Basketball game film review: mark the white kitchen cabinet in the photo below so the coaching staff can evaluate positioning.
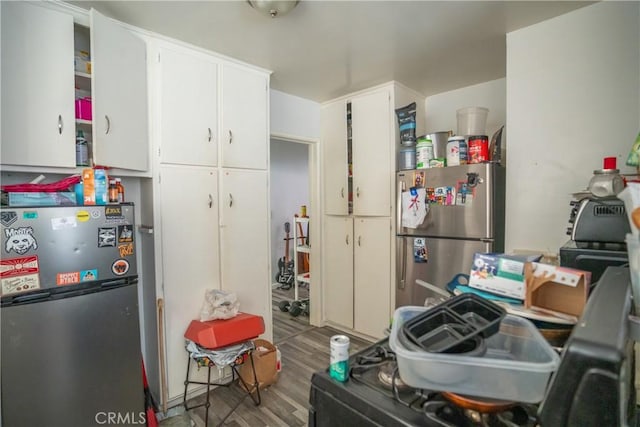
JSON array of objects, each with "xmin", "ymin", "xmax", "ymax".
[
  {"xmin": 220, "ymin": 64, "xmax": 268, "ymax": 170},
  {"xmin": 321, "ymin": 87, "xmax": 392, "ymax": 216},
  {"xmin": 159, "ymin": 46, "xmax": 218, "ymax": 166},
  {"xmin": 1, "ymin": 1, "xmax": 76, "ymax": 168},
  {"xmin": 323, "ymin": 216, "xmax": 354, "ymax": 329},
  {"xmin": 158, "ymin": 164, "xmax": 219, "ymax": 400},
  {"xmin": 219, "ymin": 169, "xmax": 271, "ymax": 337},
  {"xmin": 353, "ymin": 217, "xmax": 391, "ymax": 339},
  {"xmin": 321, "ymin": 101, "xmax": 349, "ymax": 216},
  {"xmin": 323, "ymin": 216, "xmax": 391, "ymax": 339},
  {"xmin": 91, "ymin": 9, "xmax": 149, "ymax": 171}
]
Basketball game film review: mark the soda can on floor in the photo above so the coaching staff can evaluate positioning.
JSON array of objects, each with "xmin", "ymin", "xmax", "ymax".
[{"xmin": 329, "ymin": 335, "xmax": 350, "ymax": 382}]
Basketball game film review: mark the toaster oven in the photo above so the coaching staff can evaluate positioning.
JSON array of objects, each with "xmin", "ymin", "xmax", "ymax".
[{"xmin": 569, "ymin": 197, "xmax": 630, "ymax": 244}]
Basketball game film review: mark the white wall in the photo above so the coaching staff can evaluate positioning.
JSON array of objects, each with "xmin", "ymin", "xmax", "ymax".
[
  {"xmin": 269, "ymin": 139, "xmax": 309, "ymax": 280},
  {"xmin": 425, "ymin": 78, "xmax": 506, "ymax": 141},
  {"xmin": 506, "ymin": 1, "xmax": 640, "ymax": 254},
  {"xmin": 270, "ymin": 89, "xmax": 320, "ymax": 139}
]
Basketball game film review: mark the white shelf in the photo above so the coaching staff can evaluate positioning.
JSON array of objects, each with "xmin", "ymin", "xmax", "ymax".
[{"xmin": 293, "ymin": 215, "xmax": 310, "ymax": 302}]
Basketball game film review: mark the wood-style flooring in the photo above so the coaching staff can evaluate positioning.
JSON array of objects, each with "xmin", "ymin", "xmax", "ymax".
[{"xmin": 183, "ymin": 286, "xmax": 372, "ymax": 427}]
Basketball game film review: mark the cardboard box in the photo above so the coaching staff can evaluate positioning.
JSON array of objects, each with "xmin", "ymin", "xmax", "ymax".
[
  {"xmin": 469, "ymin": 253, "xmax": 542, "ymax": 300},
  {"xmin": 525, "ymin": 262, "xmax": 590, "ymax": 318}
]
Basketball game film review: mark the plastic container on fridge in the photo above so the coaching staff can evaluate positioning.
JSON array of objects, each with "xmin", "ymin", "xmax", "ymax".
[
  {"xmin": 456, "ymin": 106, "xmax": 489, "ymax": 136},
  {"xmin": 390, "ymin": 306, "xmax": 561, "ymax": 403}
]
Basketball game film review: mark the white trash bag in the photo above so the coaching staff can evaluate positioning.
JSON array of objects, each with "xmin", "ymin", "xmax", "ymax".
[{"xmin": 200, "ymin": 289, "xmax": 240, "ymax": 321}]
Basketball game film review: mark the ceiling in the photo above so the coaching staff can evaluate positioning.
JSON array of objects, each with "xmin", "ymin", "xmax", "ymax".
[{"xmin": 68, "ymin": 1, "xmax": 594, "ymax": 103}]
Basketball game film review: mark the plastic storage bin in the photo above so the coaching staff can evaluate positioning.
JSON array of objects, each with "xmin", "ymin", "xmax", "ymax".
[
  {"xmin": 456, "ymin": 107, "xmax": 489, "ymax": 136},
  {"xmin": 390, "ymin": 306, "xmax": 560, "ymax": 403}
]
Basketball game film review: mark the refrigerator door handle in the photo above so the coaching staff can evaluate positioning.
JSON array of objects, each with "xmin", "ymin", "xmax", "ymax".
[
  {"xmin": 9, "ymin": 291, "xmax": 52, "ymax": 305},
  {"xmin": 396, "ymin": 179, "xmax": 406, "ymax": 231},
  {"xmin": 399, "ymin": 238, "xmax": 407, "ymax": 290}
]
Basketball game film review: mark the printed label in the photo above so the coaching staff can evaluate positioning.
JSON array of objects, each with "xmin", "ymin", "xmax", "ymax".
[
  {"xmin": 111, "ymin": 259, "xmax": 130, "ymax": 276},
  {"xmin": 80, "ymin": 269, "xmax": 98, "ymax": 282},
  {"xmin": 57, "ymin": 271, "xmax": 80, "ymax": 286},
  {"xmin": 98, "ymin": 227, "xmax": 117, "ymax": 247},
  {"xmin": 0, "ymin": 211, "xmax": 17, "ymax": 227},
  {"xmin": 118, "ymin": 225, "xmax": 134, "ymax": 243},
  {"xmin": 118, "ymin": 243, "xmax": 134, "ymax": 257},
  {"xmin": 0, "ymin": 255, "xmax": 39, "ymax": 278},
  {"xmin": 414, "ymin": 238, "xmax": 428, "ymax": 263},
  {"xmin": 23, "ymin": 211, "xmax": 38, "ymax": 220},
  {"xmin": 105, "ymin": 206, "xmax": 123, "ymax": 219},
  {"xmin": 4, "ymin": 227, "xmax": 38, "ymax": 255},
  {"xmin": 90, "ymin": 209, "xmax": 101, "ymax": 219},
  {"xmin": 76, "ymin": 210, "xmax": 90, "ymax": 222},
  {"xmin": 2, "ymin": 274, "xmax": 40, "ymax": 296},
  {"xmin": 51, "ymin": 216, "xmax": 77, "ymax": 231}
]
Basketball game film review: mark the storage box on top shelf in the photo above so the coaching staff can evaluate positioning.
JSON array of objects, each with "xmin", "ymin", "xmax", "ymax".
[
  {"xmin": 524, "ymin": 262, "xmax": 590, "ymax": 318},
  {"xmin": 1, "ymin": 192, "xmax": 77, "ymax": 207},
  {"xmin": 468, "ymin": 253, "xmax": 543, "ymax": 300}
]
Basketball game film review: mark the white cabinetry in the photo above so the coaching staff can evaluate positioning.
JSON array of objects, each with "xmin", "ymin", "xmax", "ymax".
[
  {"xmin": 1, "ymin": 1, "xmax": 76, "ymax": 168},
  {"xmin": 323, "ymin": 216, "xmax": 354, "ymax": 329},
  {"xmin": 159, "ymin": 46, "xmax": 218, "ymax": 166},
  {"xmin": 220, "ymin": 64, "xmax": 268, "ymax": 170},
  {"xmin": 90, "ymin": 9, "xmax": 148, "ymax": 171},
  {"xmin": 321, "ymin": 102, "xmax": 349, "ymax": 216},
  {"xmin": 158, "ymin": 165, "xmax": 219, "ymax": 400}
]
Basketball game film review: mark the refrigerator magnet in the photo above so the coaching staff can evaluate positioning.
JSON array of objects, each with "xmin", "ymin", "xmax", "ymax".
[
  {"xmin": 413, "ymin": 238, "xmax": 428, "ymax": 263},
  {"xmin": 413, "ymin": 171, "xmax": 425, "ymax": 188},
  {"xmin": 112, "ymin": 259, "xmax": 130, "ymax": 276}
]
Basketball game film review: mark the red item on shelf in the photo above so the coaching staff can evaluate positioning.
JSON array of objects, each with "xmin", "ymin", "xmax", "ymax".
[
  {"xmin": 184, "ymin": 313, "xmax": 265, "ymax": 349},
  {"xmin": 604, "ymin": 157, "xmax": 617, "ymax": 170},
  {"xmin": 1, "ymin": 175, "xmax": 81, "ymax": 193}
]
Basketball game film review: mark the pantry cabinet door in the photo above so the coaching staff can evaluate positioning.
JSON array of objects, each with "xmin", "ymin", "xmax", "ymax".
[
  {"xmin": 91, "ymin": 9, "xmax": 148, "ymax": 171},
  {"xmin": 220, "ymin": 64, "xmax": 268, "ymax": 170},
  {"xmin": 321, "ymin": 101, "xmax": 349, "ymax": 216},
  {"xmin": 323, "ymin": 216, "xmax": 354, "ymax": 329},
  {"xmin": 354, "ymin": 217, "xmax": 391, "ymax": 339},
  {"xmin": 351, "ymin": 89, "xmax": 391, "ymax": 216},
  {"xmin": 158, "ymin": 165, "xmax": 219, "ymax": 400},
  {"xmin": 1, "ymin": 1, "xmax": 75, "ymax": 168},
  {"xmin": 159, "ymin": 46, "xmax": 218, "ymax": 166},
  {"xmin": 219, "ymin": 169, "xmax": 270, "ymax": 336}
]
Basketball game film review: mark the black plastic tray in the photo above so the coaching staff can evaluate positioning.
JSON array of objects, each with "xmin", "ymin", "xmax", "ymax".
[{"xmin": 402, "ymin": 293, "xmax": 506, "ymax": 353}]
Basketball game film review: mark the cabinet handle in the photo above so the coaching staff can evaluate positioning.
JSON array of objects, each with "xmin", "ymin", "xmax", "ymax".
[
  {"xmin": 358, "ymin": 236, "xmax": 361, "ymax": 247},
  {"xmin": 105, "ymin": 115, "xmax": 111, "ymax": 134},
  {"xmin": 208, "ymin": 194, "xmax": 213, "ymax": 208},
  {"xmin": 208, "ymin": 128, "xmax": 212, "ymax": 142},
  {"xmin": 228, "ymin": 130, "xmax": 233, "ymax": 144},
  {"xmin": 345, "ymin": 235, "xmax": 349, "ymax": 245},
  {"xmin": 57, "ymin": 115, "xmax": 63, "ymax": 135},
  {"xmin": 356, "ymin": 187, "xmax": 360, "ymax": 198},
  {"xmin": 341, "ymin": 188, "xmax": 344, "ymax": 199},
  {"xmin": 229, "ymin": 193, "xmax": 233, "ymax": 207}
]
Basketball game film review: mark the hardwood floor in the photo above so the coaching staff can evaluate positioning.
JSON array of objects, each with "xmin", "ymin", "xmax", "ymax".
[{"xmin": 180, "ymin": 286, "xmax": 372, "ymax": 427}]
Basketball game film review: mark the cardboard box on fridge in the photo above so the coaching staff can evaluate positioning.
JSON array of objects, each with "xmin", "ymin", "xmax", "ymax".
[
  {"xmin": 468, "ymin": 253, "xmax": 543, "ymax": 300},
  {"xmin": 524, "ymin": 262, "xmax": 590, "ymax": 318}
]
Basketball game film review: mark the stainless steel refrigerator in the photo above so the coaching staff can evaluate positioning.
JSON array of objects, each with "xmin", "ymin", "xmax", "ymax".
[
  {"xmin": 395, "ymin": 163, "xmax": 505, "ymax": 307},
  {"xmin": 1, "ymin": 203, "xmax": 143, "ymax": 427}
]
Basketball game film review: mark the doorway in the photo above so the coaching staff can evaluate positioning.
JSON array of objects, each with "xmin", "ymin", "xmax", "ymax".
[{"xmin": 269, "ymin": 137, "xmax": 315, "ymax": 342}]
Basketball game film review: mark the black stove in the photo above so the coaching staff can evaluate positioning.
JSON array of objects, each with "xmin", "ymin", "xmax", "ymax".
[{"xmin": 309, "ymin": 339, "xmax": 537, "ymax": 427}]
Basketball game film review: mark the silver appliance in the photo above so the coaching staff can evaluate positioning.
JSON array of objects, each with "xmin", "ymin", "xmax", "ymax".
[
  {"xmin": 395, "ymin": 163, "xmax": 505, "ymax": 307},
  {"xmin": 1, "ymin": 204, "xmax": 143, "ymax": 427}
]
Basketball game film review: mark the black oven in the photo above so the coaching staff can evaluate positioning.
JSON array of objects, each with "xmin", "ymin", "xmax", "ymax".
[{"xmin": 309, "ymin": 266, "xmax": 637, "ymax": 427}]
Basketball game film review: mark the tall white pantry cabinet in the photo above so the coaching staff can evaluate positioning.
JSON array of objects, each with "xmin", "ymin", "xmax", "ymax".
[
  {"xmin": 150, "ymin": 41, "xmax": 270, "ymax": 402},
  {"xmin": 321, "ymin": 83, "xmax": 425, "ymax": 340}
]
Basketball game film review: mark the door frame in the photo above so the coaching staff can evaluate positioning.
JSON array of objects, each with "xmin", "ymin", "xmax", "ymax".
[{"xmin": 270, "ymin": 132, "xmax": 321, "ymax": 327}]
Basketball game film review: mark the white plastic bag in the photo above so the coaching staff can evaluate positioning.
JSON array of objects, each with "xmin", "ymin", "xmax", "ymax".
[{"xmin": 200, "ymin": 289, "xmax": 240, "ymax": 321}]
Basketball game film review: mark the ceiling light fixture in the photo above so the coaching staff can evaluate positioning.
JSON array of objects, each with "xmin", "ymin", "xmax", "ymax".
[{"xmin": 247, "ymin": 0, "xmax": 300, "ymax": 18}]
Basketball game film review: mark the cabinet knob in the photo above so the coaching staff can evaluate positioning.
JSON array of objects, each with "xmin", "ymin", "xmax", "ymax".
[
  {"xmin": 228, "ymin": 130, "xmax": 233, "ymax": 144},
  {"xmin": 229, "ymin": 193, "xmax": 233, "ymax": 208},
  {"xmin": 208, "ymin": 194, "xmax": 213, "ymax": 208},
  {"xmin": 105, "ymin": 115, "xmax": 111, "ymax": 134},
  {"xmin": 345, "ymin": 235, "xmax": 349, "ymax": 245},
  {"xmin": 356, "ymin": 187, "xmax": 360, "ymax": 198},
  {"xmin": 57, "ymin": 115, "xmax": 63, "ymax": 135},
  {"xmin": 208, "ymin": 128, "xmax": 213, "ymax": 142},
  {"xmin": 341, "ymin": 188, "xmax": 344, "ymax": 199}
]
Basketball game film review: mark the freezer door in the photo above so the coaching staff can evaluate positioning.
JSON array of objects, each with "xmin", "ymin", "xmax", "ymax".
[
  {"xmin": 1, "ymin": 204, "xmax": 137, "ymax": 295},
  {"xmin": 396, "ymin": 164, "xmax": 505, "ymax": 241},
  {"xmin": 395, "ymin": 236, "xmax": 492, "ymax": 307}
]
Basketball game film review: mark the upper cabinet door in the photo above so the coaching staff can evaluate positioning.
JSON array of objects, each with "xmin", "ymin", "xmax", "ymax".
[
  {"xmin": 220, "ymin": 64, "xmax": 268, "ymax": 170},
  {"xmin": 321, "ymin": 101, "xmax": 349, "ymax": 216},
  {"xmin": 1, "ymin": 2, "xmax": 75, "ymax": 168},
  {"xmin": 351, "ymin": 89, "xmax": 391, "ymax": 216},
  {"xmin": 159, "ymin": 46, "xmax": 218, "ymax": 166},
  {"xmin": 90, "ymin": 9, "xmax": 148, "ymax": 171}
]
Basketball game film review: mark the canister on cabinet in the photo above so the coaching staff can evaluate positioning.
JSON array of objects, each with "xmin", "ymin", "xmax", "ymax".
[{"xmin": 446, "ymin": 136, "xmax": 468, "ymax": 166}]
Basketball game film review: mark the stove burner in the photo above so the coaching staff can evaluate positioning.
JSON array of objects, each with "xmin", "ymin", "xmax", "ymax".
[{"xmin": 377, "ymin": 361, "xmax": 408, "ymax": 390}]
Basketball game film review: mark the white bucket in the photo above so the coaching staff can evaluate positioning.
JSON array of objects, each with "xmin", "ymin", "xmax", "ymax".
[{"xmin": 457, "ymin": 107, "xmax": 489, "ymax": 136}]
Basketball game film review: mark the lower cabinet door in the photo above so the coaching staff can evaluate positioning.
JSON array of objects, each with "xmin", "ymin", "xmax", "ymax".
[{"xmin": 323, "ymin": 216, "xmax": 354, "ymax": 329}]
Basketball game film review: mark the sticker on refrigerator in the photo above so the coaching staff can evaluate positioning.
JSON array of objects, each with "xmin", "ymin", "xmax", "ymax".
[
  {"xmin": 23, "ymin": 211, "xmax": 38, "ymax": 220},
  {"xmin": 90, "ymin": 209, "xmax": 101, "ymax": 219},
  {"xmin": 1, "ymin": 211, "xmax": 17, "ymax": 227},
  {"xmin": 80, "ymin": 269, "xmax": 98, "ymax": 282},
  {"xmin": 4, "ymin": 227, "xmax": 38, "ymax": 255},
  {"xmin": 456, "ymin": 181, "xmax": 474, "ymax": 207},
  {"xmin": 425, "ymin": 187, "xmax": 436, "ymax": 204},
  {"xmin": 56, "ymin": 271, "xmax": 80, "ymax": 286},
  {"xmin": 76, "ymin": 210, "xmax": 91, "ymax": 222},
  {"xmin": 1, "ymin": 274, "xmax": 40, "ymax": 296},
  {"xmin": 112, "ymin": 259, "xmax": 130, "ymax": 276},
  {"xmin": 117, "ymin": 225, "xmax": 134, "ymax": 243},
  {"xmin": 51, "ymin": 216, "xmax": 77, "ymax": 231},
  {"xmin": 118, "ymin": 243, "xmax": 134, "ymax": 257},
  {"xmin": 413, "ymin": 171, "xmax": 425, "ymax": 188},
  {"xmin": 98, "ymin": 227, "xmax": 117, "ymax": 247},
  {"xmin": 105, "ymin": 206, "xmax": 123, "ymax": 220},
  {"xmin": 414, "ymin": 238, "xmax": 428, "ymax": 263}
]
